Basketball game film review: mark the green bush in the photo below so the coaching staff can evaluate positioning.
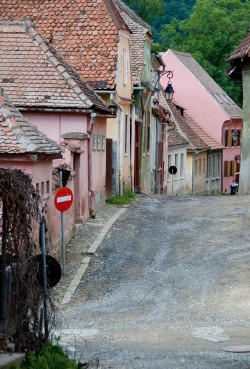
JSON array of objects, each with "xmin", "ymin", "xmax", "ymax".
[
  {"xmin": 12, "ymin": 341, "xmax": 79, "ymax": 369},
  {"xmin": 106, "ymin": 189, "xmax": 136, "ymax": 205}
]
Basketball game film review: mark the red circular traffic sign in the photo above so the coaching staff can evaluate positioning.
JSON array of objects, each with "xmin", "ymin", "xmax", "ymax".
[{"xmin": 54, "ymin": 187, "xmax": 73, "ymax": 212}]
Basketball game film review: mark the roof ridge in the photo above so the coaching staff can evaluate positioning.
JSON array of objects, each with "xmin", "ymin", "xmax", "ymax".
[
  {"xmin": 113, "ymin": 0, "xmax": 151, "ymax": 34},
  {"xmin": 170, "ymin": 49, "xmax": 192, "ymax": 57},
  {"xmin": 103, "ymin": 0, "xmax": 131, "ymax": 32},
  {"xmin": 170, "ymin": 49, "xmax": 242, "ymax": 118}
]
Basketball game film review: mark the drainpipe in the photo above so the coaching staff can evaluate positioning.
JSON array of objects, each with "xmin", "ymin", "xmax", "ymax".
[
  {"xmin": 88, "ymin": 112, "xmax": 96, "ymax": 218},
  {"xmin": 111, "ymin": 93, "xmax": 124, "ymax": 195},
  {"xmin": 131, "ymin": 104, "xmax": 136, "ymax": 191}
]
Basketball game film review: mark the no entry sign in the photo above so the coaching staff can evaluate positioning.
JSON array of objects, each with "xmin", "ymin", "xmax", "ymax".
[{"xmin": 54, "ymin": 187, "xmax": 73, "ymax": 212}]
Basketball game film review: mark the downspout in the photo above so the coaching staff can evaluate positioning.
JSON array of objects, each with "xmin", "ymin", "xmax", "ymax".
[
  {"xmin": 131, "ymin": 104, "xmax": 136, "ymax": 191},
  {"xmin": 88, "ymin": 112, "xmax": 96, "ymax": 218},
  {"xmin": 111, "ymin": 93, "xmax": 124, "ymax": 195}
]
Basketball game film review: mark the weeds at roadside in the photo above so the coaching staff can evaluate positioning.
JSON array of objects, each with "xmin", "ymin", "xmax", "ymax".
[{"xmin": 106, "ymin": 189, "xmax": 136, "ymax": 205}]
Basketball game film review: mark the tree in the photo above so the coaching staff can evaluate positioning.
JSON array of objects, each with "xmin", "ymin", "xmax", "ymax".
[
  {"xmin": 122, "ymin": 0, "xmax": 165, "ymax": 35},
  {"xmin": 160, "ymin": 0, "xmax": 250, "ymax": 106}
]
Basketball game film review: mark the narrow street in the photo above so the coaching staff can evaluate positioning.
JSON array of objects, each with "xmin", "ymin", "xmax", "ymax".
[{"xmin": 57, "ymin": 195, "xmax": 250, "ymax": 368}]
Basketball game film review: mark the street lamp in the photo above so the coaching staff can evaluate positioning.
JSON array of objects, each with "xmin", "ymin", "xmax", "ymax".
[{"xmin": 163, "ymin": 71, "xmax": 174, "ymax": 101}]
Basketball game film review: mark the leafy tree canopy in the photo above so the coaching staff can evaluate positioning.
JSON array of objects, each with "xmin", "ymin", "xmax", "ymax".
[
  {"xmin": 123, "ymin": 0, "xmax": 249, "ymax": 106},
  {"xmin": 159, "ymin": 0, "xmax": 250, "ymax": 106}
]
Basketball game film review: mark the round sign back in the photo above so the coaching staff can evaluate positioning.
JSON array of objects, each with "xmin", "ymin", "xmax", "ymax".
[
  {"xmin": 33, "ymin": 254, "xmax": 62, "ymax": 289},
  {"xmin": 169, "ymin": 165, "xmax": 177, "ymax": 175},
  {"xmin": 54, "ymin": 187, "xmax": 73, "ymax": 212}
]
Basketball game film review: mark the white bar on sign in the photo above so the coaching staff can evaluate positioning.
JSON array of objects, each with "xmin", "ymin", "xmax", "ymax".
[{"xmin": 57, "ymin": 195, "xmax": 72, "ymax": 203}]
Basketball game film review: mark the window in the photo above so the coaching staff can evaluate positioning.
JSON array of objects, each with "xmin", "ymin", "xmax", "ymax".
[
  {"xmin": 102, "ymin": 135, "xmax": 106, "ymax": 151},
  {"xmin": 232, "ymin": 130, "xmax": 238, "ymax": 147},
  {"xmin": 207, "ymin": 157, "xmax": 211, "ymax": 176},
  {"xmin": 217, "ymin": 155, "xmax": 220, "ymax": 177},
  {"xmin": 225, "ymin": 130, "xmax": 228, "ymax": 147},
  {"xmin": 237, "ymin": 129, "xmax": 241, "ymax": 146},
  {"xmin": 93, "ymin": 135, "xmax": 97, "ymax": 151},
  {"xmin": 203, "ymin": 158, "xmax": 206, "ymax": 174},
  {"xmin": 195, "ymin": 159, "xmax": 198, "ymax": 175},
  {"xmin": 168, "ymin": 154, "xmax": 171, "ymax": 179},
  {"xmin": 175, "ymin": 154, "xmax": 178, "ymax": 177},
  {"xmin": 180, "ymin": 153, "xmax": 184, "ymax": 177},
  {"xmin": 211, "ymin": 155, "xmax": 215, "ymax": 178},
  {"xmin": 46, "ymin": 181, "xmax": 50, "ymax": 194},
  {"xmin": 97, "ymin": 135, "xmax": 102, "ymax": 151},
  {"xmin": 41, "ymin": 182, "xmax": 45, "ymax": 195}
]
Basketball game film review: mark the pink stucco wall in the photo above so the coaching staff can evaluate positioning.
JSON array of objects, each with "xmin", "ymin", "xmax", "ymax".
[
  {"xmin": 21, "ymin": 111, "xmax": 107, "ymax": 249},
  {"xmin": 222, "ymin": 119, "xmax": 242, "ymax": 192},
  {"xmin": 161, "ymin": 50, "xmax": 230, "ymax": 143}
]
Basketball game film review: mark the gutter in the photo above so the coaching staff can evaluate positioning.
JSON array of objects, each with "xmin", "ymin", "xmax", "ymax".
[
  {"xmin": 130, "ymin": 104, "xmax": 136, "ymax": 191},
  {"xmin": 87, "ymin": 112, "xmax": 97, "ymax": 218},
  {"xmin": 111, "ymin": 93, "xmax": 124, "ymax": 195}
]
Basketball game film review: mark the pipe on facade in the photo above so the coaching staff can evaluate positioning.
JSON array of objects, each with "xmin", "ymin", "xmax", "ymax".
[
  {"xmin": 111, "ymin": 93, "xmax": 124, "ymax": 195},
  {"xmin": 130, "ymin": 104, "xmax": 136, "ymax": 191},
  {"xmin": 87, "ymin": 112, "xmax": 97, "ymax": 218}
]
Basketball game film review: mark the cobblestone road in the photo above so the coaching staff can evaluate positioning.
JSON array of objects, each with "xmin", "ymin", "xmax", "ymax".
[{"xmin": 55, "ymin": 195, "xmax": 250, "ymax": 368}]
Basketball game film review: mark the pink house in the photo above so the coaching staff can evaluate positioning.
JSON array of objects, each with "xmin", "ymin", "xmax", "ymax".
[
  {"xmin": 0, "ymin": 20, "xmax": 113, "ymax": 250},
  {"xmin": 161, "ymin": 50, "xmax": 243, "ymax": 193},
  {"xmin": 0, "ymin": 87, "xmax": 61, "ymax": 244}
]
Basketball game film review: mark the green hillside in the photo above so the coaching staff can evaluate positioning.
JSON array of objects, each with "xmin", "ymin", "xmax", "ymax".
[{"xmin": 123, "ymin": 0, "xmax": 250, "ymax": 106}]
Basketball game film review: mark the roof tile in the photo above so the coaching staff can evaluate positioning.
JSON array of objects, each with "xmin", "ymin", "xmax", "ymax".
[
  {"xmin": 1, "ymin": 0, "xmax": 129, "ymax": 89},
  {"xmin": 0, "ymin": 21, "xmax": 111, "ymax": 113}
]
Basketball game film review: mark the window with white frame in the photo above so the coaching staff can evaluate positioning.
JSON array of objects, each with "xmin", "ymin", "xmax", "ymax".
[
  {"xmin": 211, "ymin": 155, "xmax": 215, "ymax": 178},
  {"xmin": 217, "ymin": 154, "xmax": 220, "ymax": 177},
  {"xmin": 102, "ymin": 135, "xmax": 106, "ymax": 151},
  {"xmin": 93, "ymin": 135, "xmax": 97, "ymax": 151},
  {"xmin": 168, "ymin": 154, "xmax": 171, "ymax": 179},
  {"xmin": 180, "ymin": 153, "xmax": 184, "ymax": 177},
  {"xmin": 174, "ymin": 154, "xmax": 178, "ymax": 178}
]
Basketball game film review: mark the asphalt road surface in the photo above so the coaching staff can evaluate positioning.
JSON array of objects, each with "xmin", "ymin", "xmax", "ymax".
[{"xmin": 58, "ymin": 195, "xmax": 250, "ymax": 368}]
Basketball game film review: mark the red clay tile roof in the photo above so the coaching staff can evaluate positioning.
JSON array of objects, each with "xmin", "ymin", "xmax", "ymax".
[
  {"xmin": 1, "ymin": 0, "xmax": 130, "ymax": 90},
  {"xmin": 0, "ymin": 88, "xmax": 61, "ymax": 155},
  {"xmin": 114, "ymin": 0, "xmax": 152, "ymax": 86},
  {"xmin": 228, "ymin": 31, "xmax": 250, "ymax": 61},
  {"xmin": 0, "ymin": 20, "xmax": 111, "ymax": 113},
  {"xmin": 171, "ymin": 50, "xmax": 243, "ymax": 119},
  {"xmin": 168, "ymin": 128, "xmax": 189, "ymax": 148}
]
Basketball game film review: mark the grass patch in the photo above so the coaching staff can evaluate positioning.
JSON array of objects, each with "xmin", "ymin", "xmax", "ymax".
[
  {"xmin": 11, "ymin": 341, "xmax": 79, "ymax": 369},
  {"xmin": 106, "ymin": 189, "xmax": 136, "ymax": 205}
]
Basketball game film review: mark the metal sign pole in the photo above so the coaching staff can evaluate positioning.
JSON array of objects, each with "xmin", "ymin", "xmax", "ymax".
[
  {"xmin": 59, "ymin": 171, "xmax": 66, "ymax": 274},
  {"xmin": 172, "ymin": 172, "xmax": 174, "ymax": 196},
  {"xmin": 40, "ymin": 218, "xmax": 48, "ymax": 339}
]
